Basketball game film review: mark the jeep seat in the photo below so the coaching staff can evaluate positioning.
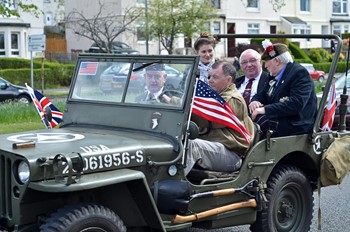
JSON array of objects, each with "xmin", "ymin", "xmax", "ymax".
[{"xmin": 186, "ymin": 123, "xmax": 261, "ymax": 185}]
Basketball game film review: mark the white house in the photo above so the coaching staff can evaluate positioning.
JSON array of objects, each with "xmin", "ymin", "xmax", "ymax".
[{"xmin": 0, "ymin": 0, "xmax": 44, "ymax": 59}]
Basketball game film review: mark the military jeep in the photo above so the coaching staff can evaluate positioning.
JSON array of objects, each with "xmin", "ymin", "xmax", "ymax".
[{"xmin": 0, "ymin": 34, "xmax": 349, "ymax": 232}]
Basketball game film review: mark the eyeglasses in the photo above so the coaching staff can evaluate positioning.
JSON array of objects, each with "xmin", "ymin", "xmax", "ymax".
[
  {"xmin": 145, "ymin": 74, "xmax": 163, "ymax": 80},
  {"xmin": 240, "ymin": 58, "xmax": 260, "ymax": 66}
]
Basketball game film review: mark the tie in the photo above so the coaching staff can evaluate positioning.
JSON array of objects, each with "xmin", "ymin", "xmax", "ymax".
[
  {"xmin": 243, "ymin": 79, "xmax": 254, "ymax": 106},
  {"xmin": 267, "ymin": 79, "xmax": 277, "ymax": 97},
  {"xmin": 146, "ymin": 92, "xmax": 156, "ymax": 101}
]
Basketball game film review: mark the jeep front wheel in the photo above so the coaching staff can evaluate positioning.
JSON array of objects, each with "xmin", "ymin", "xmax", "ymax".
[
  {"xmin": 40, "ymin": 203, "xmax": 126, "ymax": 232},
  {"xmin": 250, "ymin": 165, "xmax": 313, "ymax": 232}
]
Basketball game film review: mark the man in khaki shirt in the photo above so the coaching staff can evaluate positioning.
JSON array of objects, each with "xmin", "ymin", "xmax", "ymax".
[{"xmin": 185, "ymin": 60, "xmax": 255, "ymax": 176}]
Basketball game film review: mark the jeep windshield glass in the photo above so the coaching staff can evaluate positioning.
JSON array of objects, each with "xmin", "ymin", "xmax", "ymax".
[{"xmin": 71, "ymin": 59, "xmax": 192, "ymax": 108}]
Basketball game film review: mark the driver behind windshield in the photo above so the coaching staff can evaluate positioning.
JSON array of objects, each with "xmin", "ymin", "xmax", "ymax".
[{"xmin": 136, "ymin": 64, "xmax": 181, "ymax": 104}]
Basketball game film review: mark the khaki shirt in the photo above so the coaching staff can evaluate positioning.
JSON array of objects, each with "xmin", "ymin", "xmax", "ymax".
[{"xmin": 193, "ymin": 84, "xmax": 255, "ymax": 156}]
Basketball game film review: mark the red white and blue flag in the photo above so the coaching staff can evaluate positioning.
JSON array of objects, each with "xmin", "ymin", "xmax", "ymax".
[
  {"xmin": 321, "ymin": 82, "xmax": 337, "ymax": 131},
  {"xmin": 26, "ymin": 84, "xmax": 63, "ymax": 129},
  {"xmin": 78, "ymin": 62, "xmax": 98, "ymax": 75},
  {"xmin": 192, "ymin": 80, "xmax": 251, "ymax": 143}
]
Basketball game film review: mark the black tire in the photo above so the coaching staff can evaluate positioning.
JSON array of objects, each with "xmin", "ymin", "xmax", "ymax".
[
  {"xmin": 17, "ymin": 95, "xmax": 31, "ymax": 104},
  {"xmin": 318, "ymin": 75, "xmax": 325, "ymax": 82},
  {"xmin": 250, "ymin": 165, "xmax": 313, "ymax": 232},
  {"xmin": 40, "ymin": 203, "xmax": 126, "ymax": 232}
]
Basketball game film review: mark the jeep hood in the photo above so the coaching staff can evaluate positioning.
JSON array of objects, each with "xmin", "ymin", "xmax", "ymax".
[{"xmin": 1, "ymin": 127, "xmax": 179, "ymax": 181}]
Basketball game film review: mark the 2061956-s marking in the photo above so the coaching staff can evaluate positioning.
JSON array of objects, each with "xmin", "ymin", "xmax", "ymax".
[{"xmin": 61, "ymin": 145, "xmax": 145, "ymax": 174}]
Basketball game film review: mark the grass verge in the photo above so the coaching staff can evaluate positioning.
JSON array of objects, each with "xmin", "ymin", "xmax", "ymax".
[{"xmin": 0, "ymin": 100, "xmax": 65, "ymax": 134}]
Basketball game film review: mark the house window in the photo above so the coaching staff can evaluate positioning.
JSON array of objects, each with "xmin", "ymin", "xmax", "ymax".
[
  {"xmin": 333, "ymin": 0, "xmax": 348, "ymax": 14},
  {"xmin": 11, "ymin": 33, "xmax": 19, "ymax": 56},
  {"xmin": 136, "ymin": 20, "xmax": 146, "ymax": 41},
  {"xmin": 300, "ymin": 0, "xmax": 310, "ymax": 12},
  {"xmin": 333, "ymin": 25, "xmax": 342, "ymax": 36},
  {"xmin": 293, "ymin": 25, "xmax": 310, "ymax": 35},
  {"xmin": 0, "ymin": 33, "xmax": 5, "ymax": 56},
  {"xmin": 213, "ymin": 22, "xmax": 220, "ymax": 34},
  {"xmin": 203, "ymin": 22, "xmax": 210, "ymax": 33},
  {"xmin": 248, "ymin": 23, "xmax": 259, "ymax": 34},
  {"xmin": 210, "ymin": 0, "xmax": 220, "ymax": 9},
  {"xmin": 0, "ymin": 0, "xmax": 17, "ymax": 9},
  {"xmin": 201, "ymin": 0, "xmax": 220, "ymax": 9},
  {"xmin": 46, "ymin": 12, "xmax": 53, "ymax": 25},
  {"xmin": 247, "ymin": 0, "xmax": 259, "ymax": 8}
]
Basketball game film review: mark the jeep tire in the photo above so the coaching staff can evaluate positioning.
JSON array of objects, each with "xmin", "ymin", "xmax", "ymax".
[
  {"xmin": 250, "ymin": 165, "xmax": 313, "ymax": 232},
  {"xmin": 40, "ymin": 203, "xmax": 126, "ymax": 232}
]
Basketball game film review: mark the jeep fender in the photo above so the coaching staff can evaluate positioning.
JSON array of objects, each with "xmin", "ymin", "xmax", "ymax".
[{"xmin": 29, "ymin": 169, "xmax": 166, "ymax": 231}]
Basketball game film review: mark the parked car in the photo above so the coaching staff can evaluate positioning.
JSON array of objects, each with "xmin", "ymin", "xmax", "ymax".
[
  {"xmin": 0, "ymin": 77, "xmax": 31, "ymax": 104},
  {"xmin": 99, "ymin": 63, "xmax": 184, "ymax": 93},
  {"xmin": 301, "ymin": 63, "xmax": 326, "ymax": 82},
  {"xmin": 331, "ymin": 72, "xmax": 350, "ymax": 130},
  {"xmin": 87, "ymin": 41, "xmax": 140, "ymax": 54}
]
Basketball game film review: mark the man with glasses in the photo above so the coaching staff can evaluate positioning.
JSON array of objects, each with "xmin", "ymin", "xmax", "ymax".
[
  {"xmin": 136, "ymin": 64, "xmax": 180, "ymax": 104},
  {"xmin": 235, "ymin": 49, "xmax": 269, "ymax": 108},
  {"xmin": 249, "ymin": 40, "xmax": 317, "ymax": 137}
]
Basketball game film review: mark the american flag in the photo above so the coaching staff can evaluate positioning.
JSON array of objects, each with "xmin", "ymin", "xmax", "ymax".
[
  {"xmin": 26, "ymin": 84, "xmax": 63, "ymax": 129},
  {"xmin": 192, "ymin": 80, "xmax": 251, "ymax": 143},
  {"xmin": 79, "ymin": 62, "xmax": 98, "ymax": 75},
  {"xmin": 322, "ymin": 82, "xmax": 337, "ymax": 131}
]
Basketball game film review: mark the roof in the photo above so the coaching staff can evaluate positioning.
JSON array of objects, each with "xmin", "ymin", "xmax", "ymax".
[{"xmin": 281, "ymin": 17, "xmax": 307, "ymax": 25}]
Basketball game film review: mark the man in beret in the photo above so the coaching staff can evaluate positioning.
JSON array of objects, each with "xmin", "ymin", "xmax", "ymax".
[
  {"xmin": 249, "ymin": 40, "xmax": 317, "ymax": 137},
  {"xmin": 136, "ymin": 64, "xmax": 181, "ymax": 104}
]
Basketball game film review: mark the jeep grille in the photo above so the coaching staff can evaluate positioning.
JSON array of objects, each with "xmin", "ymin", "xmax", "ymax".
[{"xmin": 0, "ymin": 154, "xmax": 12, "ymax": 219}]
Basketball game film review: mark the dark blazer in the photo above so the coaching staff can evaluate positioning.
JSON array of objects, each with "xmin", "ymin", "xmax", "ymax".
[
  {"xmin": 235, "ymin": 71, "xmax": 270, "ymax": 100},
  {"xmin": 251, "ymin": 62, "xmax": 317, "ymax": 137}
]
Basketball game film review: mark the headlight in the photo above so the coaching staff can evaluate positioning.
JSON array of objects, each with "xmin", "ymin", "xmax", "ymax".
[{"xmin": 17, "ymin": 161, "xmax": 30, "ymax": 184}]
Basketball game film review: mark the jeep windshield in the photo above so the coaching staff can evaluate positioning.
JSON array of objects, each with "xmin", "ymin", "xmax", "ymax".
[
  {"xmin": 70, "ymin": 55, "xmax": 193, "ymax": 108},
  {"xmin": 64, "ymin": 54, "xmax": 199, "ymax": 139}
]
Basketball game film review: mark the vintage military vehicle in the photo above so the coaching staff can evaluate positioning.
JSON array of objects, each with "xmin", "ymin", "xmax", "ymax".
[{"xmin": 0, "ymin": 34, "xmax": 349, "ymax": 232}]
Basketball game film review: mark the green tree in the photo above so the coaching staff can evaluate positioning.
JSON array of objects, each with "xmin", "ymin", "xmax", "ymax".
[
  {"xmin": 146, "ymin": 0, "xmax": 217, "ymax": 54},
  {"xmin": 0, "ymin": 0, "xmax": 41, "ymax": 18}
]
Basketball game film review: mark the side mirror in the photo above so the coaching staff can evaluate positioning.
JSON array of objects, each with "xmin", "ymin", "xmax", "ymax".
[{"xmin": 187, "ymin": 121, "xmax": 199, "ymax": 140}]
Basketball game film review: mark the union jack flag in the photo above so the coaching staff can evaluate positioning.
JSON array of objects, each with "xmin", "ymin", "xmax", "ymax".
[
  {"xmin": 322, "ymin": 82, "xmax": 337, "ymax": 131},
  {"xmin": 26, "ymin": 84, "xmax": 63, "ymax": 129},
  {"xmin": 192, "ymin": 80, "xmax": 251, "ymax": 143}
]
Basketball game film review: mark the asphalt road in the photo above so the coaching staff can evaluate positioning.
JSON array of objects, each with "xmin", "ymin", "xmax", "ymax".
[{"xmin": 179, "ymin": 174, "xmax": 350, "ymax": 232}]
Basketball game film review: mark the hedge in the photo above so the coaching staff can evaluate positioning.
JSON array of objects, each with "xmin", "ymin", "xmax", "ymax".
[{"xmin": 0, "ymin": 58, "xmax": 75, "ymax": 88}]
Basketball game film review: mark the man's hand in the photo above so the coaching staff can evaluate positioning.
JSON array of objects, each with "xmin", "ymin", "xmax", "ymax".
[
  {"xmin": 251, "ymin": 107, "xmax": 265, "ymax": 120},
  {"xmin": 161, "ymin": 94, "xmax": 171, "ymax": 103},
  {"xmin": 249, "ymin": 101, "xmax": 263, "ymax": 114}
]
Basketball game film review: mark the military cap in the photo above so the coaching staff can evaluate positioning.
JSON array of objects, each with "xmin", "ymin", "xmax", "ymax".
[
  {"xmin": 145, "ymin": 63, "xmax": 165, "ymax": 71},
  {"xmin": 261, "ymin": 39, "xmax": 289, "ymax": 61}
]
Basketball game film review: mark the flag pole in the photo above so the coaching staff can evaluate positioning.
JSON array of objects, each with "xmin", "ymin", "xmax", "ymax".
[{"xmin": 182, "ymin": 78, "xmax": 199, "ymax": 165}]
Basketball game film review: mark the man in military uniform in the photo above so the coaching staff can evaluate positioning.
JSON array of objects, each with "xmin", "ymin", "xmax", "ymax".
[{"xmin": 249, "ymin": 40, "xmax": 317, "ymax": 137}]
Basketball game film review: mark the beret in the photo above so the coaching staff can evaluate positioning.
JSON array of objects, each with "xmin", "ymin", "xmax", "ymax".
[{"xmin": 261, "ymin": 39, "xmax": 289, "ymax": 60}]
